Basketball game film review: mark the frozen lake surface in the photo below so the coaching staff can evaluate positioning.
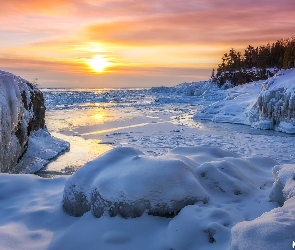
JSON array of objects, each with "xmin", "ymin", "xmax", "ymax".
[{"xmin": 37, "ymin": 86, "xmax": 295, "ymax": 177}]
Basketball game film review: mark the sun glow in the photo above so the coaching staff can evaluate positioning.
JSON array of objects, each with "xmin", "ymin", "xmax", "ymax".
[{"xmin": 87, "ymin": 55, "xmax": 111, "ymax": 73}]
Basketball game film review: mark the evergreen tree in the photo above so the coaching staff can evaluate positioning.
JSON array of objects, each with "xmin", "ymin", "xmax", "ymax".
[
  {"xmin": 211, "ymin": 68, "xmax": 215, "ymax": 78},
  {"xmin": 215, "ymin": 37, "xmax": 295, "ymax": 86}
]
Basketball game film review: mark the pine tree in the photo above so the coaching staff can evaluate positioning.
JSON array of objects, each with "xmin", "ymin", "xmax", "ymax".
[{"xmin": 211, "ymin": 68, "xmax": 215, "ymax": 78}]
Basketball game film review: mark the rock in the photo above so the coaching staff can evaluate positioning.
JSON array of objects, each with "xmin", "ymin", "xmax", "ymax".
[
  {"xmin": 213, "ymin": 68, "xmax": 277, "ymax": 87},
  {"xmin": 0, "ymin": 70, "xmax": 45, "ymax": 172}
]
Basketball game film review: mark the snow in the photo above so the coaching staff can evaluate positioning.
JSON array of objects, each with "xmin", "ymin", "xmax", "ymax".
[
  {"xmin": 194, "ymin": 80, "xmax": 263, "ymax": 125},
  {"xmin": 0, "ymin": 147, "xmax": 280, "ymax": 250},
  {"xmin": 13, "ymin": 128, "xmax": 70, "ymax": 174},
  {"xmin": 63, "ymin": 146, "xmax": 209, "ymax": 218},
  {"xmin": 1, "ymin": 69, "xmax": 295, "ymax": 249},
  {"xmin": 231, "ymin": 164, "xmax": 295, "ymax": 250}
]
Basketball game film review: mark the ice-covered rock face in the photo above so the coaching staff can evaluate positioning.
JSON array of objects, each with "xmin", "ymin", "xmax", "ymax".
[
  {"xmin": 0, "ymin": 71, "xmax": 45, "ymax": 172},
  {"xmin": 250, "ymin": 69, "xmax": 295, "ymax": 133},
  {"xmin": 63, "ymin": 146, "xmax": 276, "ymax": 218}
]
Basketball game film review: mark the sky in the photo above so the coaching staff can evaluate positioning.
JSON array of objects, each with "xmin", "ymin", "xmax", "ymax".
[{"xmin": 0, "ymin": 0, "xmax": 294, "ymax": 88}]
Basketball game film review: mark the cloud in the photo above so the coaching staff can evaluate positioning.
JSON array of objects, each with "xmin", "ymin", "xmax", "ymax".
[
  {"xmin": 0, "ymin": 0, "xmax": 72, "ymax": 16},
  {"xmin": 82, "ymin": 2, "xmax": 295, "ymax": 48},
  {"xmin": 1, "ymin": 0, "xmax": 295, "ymax": 87}
]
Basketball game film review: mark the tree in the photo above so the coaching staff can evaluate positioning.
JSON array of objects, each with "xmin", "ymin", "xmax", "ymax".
[
  {"xmin": 244, "ymin": 45, "xmax": 258, "ymax": 68},
  {"xmin": 211, "ymin": 68, "xmax": 215, "ymax": 78}
]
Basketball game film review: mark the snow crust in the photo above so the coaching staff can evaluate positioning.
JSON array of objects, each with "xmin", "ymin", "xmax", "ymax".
[
  {"xmin": 193, "ymin": 80, "xmax": 263, "ymax": 125},
  {"xmin": 63, "ymin": 147, "xmax": 209, "ymax": 218}
]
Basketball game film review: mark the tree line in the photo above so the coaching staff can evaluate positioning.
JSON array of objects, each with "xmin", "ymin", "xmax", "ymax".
[{"xmin": 215, "ymin": 37, "xmax": 295, "ymax": 76}]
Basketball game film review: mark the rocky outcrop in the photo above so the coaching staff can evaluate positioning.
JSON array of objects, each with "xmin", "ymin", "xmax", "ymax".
[
  {"xmin": 0, "ymin": 71, "xmax": 45, "ymax": 172},
  {"xmin": 213, "ymin": 68, "xmax": 278, "ymax": 88}
]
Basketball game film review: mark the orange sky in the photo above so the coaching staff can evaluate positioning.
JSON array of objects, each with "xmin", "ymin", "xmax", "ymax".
[{"xmin": 0, "ymin": 0, "xmax": 294, "ymax": 88}]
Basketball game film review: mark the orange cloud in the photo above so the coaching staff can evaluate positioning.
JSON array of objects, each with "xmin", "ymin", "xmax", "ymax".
[
  {"xmin": 1, "ymin": 0, "xmax": 295, "ymax": 88},
  {"xmin": 83, "ymin": 5, "xmax": 295, "ymax": 48},
  {"xmin": 0, "ymin": 0, "xmax": 72, "ymax": 16}
]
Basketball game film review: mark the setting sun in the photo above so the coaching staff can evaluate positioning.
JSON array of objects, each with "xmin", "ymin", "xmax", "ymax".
[{"xmin": 87, "ymin": 55, "xmax": 111, "ymax": 73}]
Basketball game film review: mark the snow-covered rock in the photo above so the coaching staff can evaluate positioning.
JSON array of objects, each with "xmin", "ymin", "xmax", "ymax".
[
  {"xmin": 0, "ymin": 70, "xmax": 45, "ymax": 172},
  {"xmin": 63, "ymin": 147, "xmax": 209, "ymax": 218},
  {"xmin": 250, "ymin": 69, "xmax": 295, "ymax": 133},
  {"xmin": 63, "ymin": 146, "xmax": 277, "ymax": 219},
  {"xmin": 0, "ymin": 70, "xmax": 69, "ymax": 173}
]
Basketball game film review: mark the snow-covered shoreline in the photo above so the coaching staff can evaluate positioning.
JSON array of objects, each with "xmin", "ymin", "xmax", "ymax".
[{"xmin": 194, "ymin": 69, "xmax": 295, "ymax": 134}]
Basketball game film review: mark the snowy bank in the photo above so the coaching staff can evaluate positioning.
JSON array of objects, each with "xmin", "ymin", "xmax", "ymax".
[
  {"xmin": 0, "ymin": 70, "xmax": 69, "ymax": 173},
  {"xmin": 193, "ymin": 69, "xmax": 295, "ymax": 133},
  {"xmin": 193, "ymin": 80, "xmax": 262, "ymax": 125}
]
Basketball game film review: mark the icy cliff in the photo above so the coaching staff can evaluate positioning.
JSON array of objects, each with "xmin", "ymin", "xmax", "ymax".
[
  {"xmin": 0, "ymin": 71, "xmax": 45, "ymax": 172},
  {"xmin": 0, "ymin": 70, "xmax": 68, "ymax": 173}
]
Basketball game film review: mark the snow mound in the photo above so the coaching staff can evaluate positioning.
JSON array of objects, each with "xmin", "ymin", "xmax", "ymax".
[
  {"xmin": 250, "ymin": 69, "xmax": 295, "ymax": 133},
  {"xmin": 167, "ymin": 205, "xmax": 233, "ymax": 249},
  {"xmin": 270, "ymin": 164, "xmax": 295, "ymax": 205},
  {"xmin": 63, "ymin": 147, "xmax": 209, "ymax": 218},
  {"xmin": 63, "ymin": 146, "xmax": 277, "ymax": 219},
  {"xmin": 231, "ymin": 163, "xmax": 295, "ymax": 250}
]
